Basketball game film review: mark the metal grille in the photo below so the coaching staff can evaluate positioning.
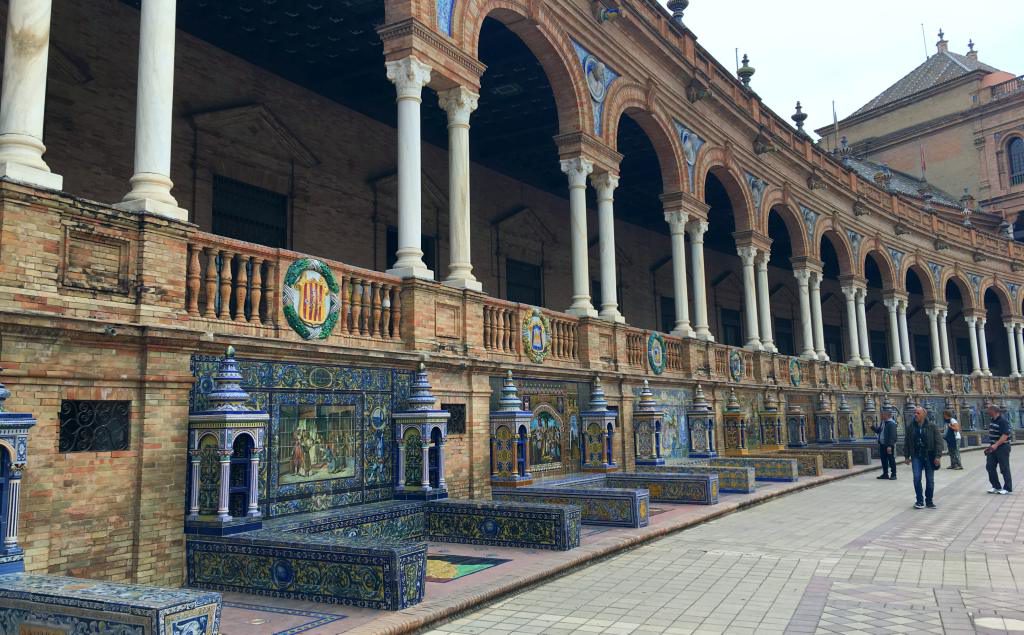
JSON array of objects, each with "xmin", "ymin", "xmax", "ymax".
[
  {"xmin": 58, "ymin": 400, "xmax": 131, "ymax": 453},
  {"xmin": 443, "ymin": 403, "xmax": 467, "ymax": 435},
  {"xmin": 212, "ymin": 175, "xmax": 288, "ymax": 248}
]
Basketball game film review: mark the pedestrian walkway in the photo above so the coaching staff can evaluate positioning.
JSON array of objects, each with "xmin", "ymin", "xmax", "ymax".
[{"xmin": 427, "ymin": 449, "xmax": 1024, "ymax": 635}]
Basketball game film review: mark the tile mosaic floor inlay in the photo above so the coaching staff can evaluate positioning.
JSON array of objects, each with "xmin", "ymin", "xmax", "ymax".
[
  {"xmin": 425, "ymin": 555, "xmax": 511, "ymax": 583},
  {"xmin": 221, "ymin": 602, "xmax": 345, "ymax": 635}
]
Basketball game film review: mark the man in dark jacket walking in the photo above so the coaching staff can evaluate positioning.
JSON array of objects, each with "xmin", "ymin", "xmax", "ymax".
[
  {"xmin": 903, "ymin": 406, "xmax": 942, "ymax": 509},
  {"xmin": 872, "ymin": 409, "xmax": 899, "ymax": 480},
  {"xmin": 984, "ymin": 404, "xmax": 1012, "ymax": 495}
]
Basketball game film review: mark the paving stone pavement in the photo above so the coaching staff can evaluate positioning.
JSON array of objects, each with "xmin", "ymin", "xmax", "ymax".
[{"xmin": 425, "ymin": 449, "xmax": 1024, "ymax": 635}]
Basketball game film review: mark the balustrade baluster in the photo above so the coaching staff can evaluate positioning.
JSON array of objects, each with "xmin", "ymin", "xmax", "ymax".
[
  {"xmin": 234, "ymin": 256, "xmax": 248, "ymax": 322},
  {"xmin": 339, "ymin": 274, "xmax": 349, "ymax": 334},
  {"xmin": 250, "ymin": 258, "xmax": 263, "ymax": 325},
  {"xmin": 361, "ymin": 281, "xmax": 371, "ymax": 336},
  {"xmin": 484, "ymin": 308, "xmax": 493, "ymax": 349},
  {"xmin": 218, "ymin": 251, "xmax": 233, "ymax": 320},
  {"xmin": 382, "ymin": 285, "xmax": 393, "ymax": 339},
  {"xmin": 352, "ymin": 280, "xmax": 365, "ymax": 335},
  {"xmin": 392, "ymin": 287, "xmax": 402, "ymax": 339},
  {"xmin": 371, "ymin": 283, "xmax": 382, "ymax": 337},
  {"xmin": 203, "ymin": 248, "xmax": 217, "ymax": 319},
  {"xmin": 571, "ymin": 325, "xmax": 579, "ymax": 359},
  {"xmin": 508, "ymin": 311, "xmax": 516, "ymax": 352},
  {"xmin": 186, "ymin": 246, "xmax": 200, "ymax": 315}
]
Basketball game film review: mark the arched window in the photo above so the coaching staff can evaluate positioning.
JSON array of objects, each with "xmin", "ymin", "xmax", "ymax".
[{"xmin": 1010, "ymin": 137, "xmax": 1024, "ymax": 186}]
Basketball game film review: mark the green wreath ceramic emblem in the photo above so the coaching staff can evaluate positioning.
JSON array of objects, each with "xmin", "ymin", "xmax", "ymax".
[
  {"xmin": 839, "ymin": 365, "xmax": 851, "ymax": 389},
  {"xmin": 282, "ymin": 258, "xmax": 341, "ymax": 340},
  {"xmin": 1001, "ymin": 378, "xmax": 1009, "ymax": 395},
  {"xmin": 923, "ymin": 374, "xmax": 933, "ymax": 393},
  {"xmin": 521, "ymin": 308, "xmax": 552, "ymax": 364},
  {"xmin": 647, "ymin": 332, "xmax": 667, "ymax": 375},
  {"xmin": 729, "ymin": 350, "xmax": 744, "ymax": 382},
  {"xmin": 881, "ymin": 370, "xmax": 893, "ymax": 393},
  {"xmin": 789, "ymin": 358, "xmax": 802, "ymax": 387},
  {"xmin": 962, "ymin": 375, "xmax": 973, "ymax": 394}
]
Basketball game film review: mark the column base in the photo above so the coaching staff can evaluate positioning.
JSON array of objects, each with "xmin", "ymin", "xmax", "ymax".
[
  {"xmin": 671, "ymin": 324, "xmax": 696, "ymax": 338},
  {"xmin": 817, "ymin": 352, "xmax": 831, "ymax": 362},
  {"xmin": 800, "ymin": 351, "xmax": 817, "ymax": 360},
  {"xmin": 0, "ymin": 162, "xmax": 63, "ymax": 191},
  {"xmin": 862, "ymin": 359, "xmax": 874, "ymax": 367},
  {"xmin": 847, "ymin": 358, "xmax": 863, "ymax": 366},
  {"xmin": 972, "ymin": 370, "xmax": 984, "ymax": 377},
  {"xmin": 566, "ymin": 304, "xmax": 599, "ymax": 318},
  {"xmin": 246, "ymin": 510, "xmax": 263, "ymax": 519},
  {"xmin": 695, "ymin": 330, "xmax": 715, "ymax": 342},
  {"xmin": 945, "ymin": 368, "xmax": 954, "ymax": 375},
  {"xmin": 1012, "ymin": 372, "xmax": 1021, "ymax": 378},
  {"xmin": 904, "ymin": 364, "xmax": 915, "ymax": 371},
  {"xmin": 745, "ymin": 339, "xmax": 764, "ymax": 352},
  {"xmin": 114, "ymin": 197, "xmax": 189, "ymax": 222},
  {"xmin": 442, "ymin": 276, "xmax": 483, "ymax": 292},
  {"xmin": 387, "ymin": 264, "xmax": 435, "ymax": 281},
  {"xmin": 599, "ymin": 308, "xmax": 626, "ymax": 324},
  {"xmin": 762, "ymin": 342, "xmax": 778, "ymax": 353},
  {"xmin": 984, "ymin": 370, "xmax": 993, "ymax": 377},
  {"xmin": 932, "ymin": 367, "xmax": 945, "ymax": 374}
]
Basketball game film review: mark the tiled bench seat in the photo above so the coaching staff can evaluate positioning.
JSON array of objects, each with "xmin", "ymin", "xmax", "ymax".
[
  {"xmin": 636, "ymin": 463, "xmax": 755, "ymax": 493},
  {"xmin": 605, "ymin": 473, "xmax": 719, "ymax": 504},
  {"xmin": 494, "ymin": 486, "xmax": 649, "ymax": 528},
  {"xmin": 778, "ymin": 448, "xmax": 855, "ymax": 470},
  {"xmin": 825, "ymin": 443, "xmax": 874, "ymax": 464},
  {"xmin": 707, "ymin": 457, "xmax": 800, "ymax": 482},
  {"xmin": 744, "ymin": 453, "xmax": 824, "ymax": 477},
  {"xmin": 0, "ymin": 573, "xmax": 221, "ymax": 634}
]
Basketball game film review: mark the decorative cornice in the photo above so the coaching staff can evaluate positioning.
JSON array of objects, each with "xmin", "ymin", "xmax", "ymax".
[{"xmin": 377, "ymin": 18, "xmax": 487, "ymax": 81}]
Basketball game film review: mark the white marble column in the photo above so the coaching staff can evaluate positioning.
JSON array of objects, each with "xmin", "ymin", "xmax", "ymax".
[
  {"xmin": 437, "ymin": 441, "xmax": 447, "ymax": 490},
  {"xmin": 247, "ymin": 451, "xmax": 261, "ymax": 518},
  {"xmin": 966, "ymin": 315, "xmax": 982, "ymax": 376},
  {"xmin": 884, "ymin": 298, "xmax": 904, "ymax": 370},
  {"xmin": 217, "ymin": 450, "xmax": 232, "ymax": 521},
  {"xmin": 688, "ymin": 220, "xmax": 713, "ymax": 341},
  {"xmin": 0, "ymin": 0, "xmax": 62, "ymax": 190},
  {"xmin": 562, "ymin": 158, "xmax": 597, "ymax": 317},
  {"xmin": 756, "ymin": 250, "xmax": 776, "ymax": 352},
  {"xmin": 420, "ymin": 442, "xmax": 431, "ymax": 490},
  {"xmin": 978, "ymin": 317, "xmax": 992, "ymax": 376},
  {"xmin": 666, "ymin": 211, "xmax": 694, "ymax": 337},
  {"xmin": 939, "ymin": 307, "xmax": 953, "ymax": 373},
  {"xmin": 810, "ymin": 272, "xmax": 828, "ymax": 360},
  {"xmin": 926, "ymin": 307, "xmax": 943, "ymax": 373},
  {"xmin": 1006, "ymin": 322, "xmax": 1021, "ymax": 378},
  {"xmin": 386, "ymin": 57, "xmax": 434, "ymax": 280},
  {"xmin": 898, "ymin": 299, "xmax": 914, "ymax": 371},
  {"xmin": 397, "ymin": 443, "xmax": 406, "ymax": 490},
  {"xmin": 592, "ymin": 172, "xmax": 624, "ymax": 323},
  {"xmin": 841, "ymin": 286, "xmax": 862, "ymax": 365},
  {"xmin": 856, "ymin": 287, "xmax": 873, "ymax": 367},
  {"xmin": 3, "ymin": 473, "xmax": 20, "ymax": 549},
  {"xmin": 438, "ymin": 87, "xmax": 480, "ymax": 291},
  {"xmin": 793, "ymin": 269, "xmax": 816, "ymax": 359},
  {"xmin": 187, "ymin": 451, "xmax": 201, "ymax": 520},
  {"xmin": 737, "ymin": 246, "xmax": 762, "ymax": 351},
  {"xmin": 116, "ymin": 0, "xmax": 186, "ymax": 219},
  {"xmin": 1015, "ymin": 323, "xmax": 1024, "ymax": 376}
]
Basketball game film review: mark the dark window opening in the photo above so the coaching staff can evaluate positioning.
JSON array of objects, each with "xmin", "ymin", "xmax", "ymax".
[
  {"xmin": 1009, "ymin": 137, "xmax": 1024, "ymax": 186},
  {"xmin": 824, "ymin": 324, "xmax": 844, "ymax": 362},
  {"xmin": 914, "ymin": 334, "xmax": 933, "ymax": 371},
  {"xmin": 956, "ymin": 337, "xmax": 972, "ymax": 375},
  {"xmin": 212, "ymin": 176, "xmax": 288, "ymax": 248},
  {"xmin": 660, "ymin": 296, "xmax": 676, "ymax": 334},
  {"xmin": 443, "ymin": 403, "xmax": 467, "ymax": 435},
  {"xmin": 721, "ymin": 308, "xmax": 743, "ymax": 347},
  {"xmin": 59, "ymin": 400, "xmax": 131, "ymax": 453},
  {"xmin": 870, "ymin": 330, "xmax": 889, "ymax": 368},
  {"xmin": 775, "ymin": 318, "xmax": 795, "ymax": 357},
  {"xmin": 506, "ymin": 259, "xmax": 543, "ymax": 306},
  {"xmin": 386, "ymin": 226, "xmax": 437, "ymax": 273}
]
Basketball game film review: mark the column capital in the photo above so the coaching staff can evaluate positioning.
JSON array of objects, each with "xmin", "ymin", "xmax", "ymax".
[
  {"xmin": 883, "ymin": 290, "xmax": 909, "ymax": 302},
  {"xmin": 386, "ymin": 57, "xmax": 432, "ymax": 100},
  {"xmin": 924, "ymin": 300, "xmax": 948, "ymax": 312},
  {"xmin": 841, "ymin": 285, "xmax": 859, "ymax": 300},
  {"xmin": 732, "ymin": 230, "xmax": 772, "ymax": 252},
  {"xmin": 883, "ymin": 297, "xmax": 900, "ymax": 311},
  {"xmin": 561, "ymin": 157, "xmax": 594, "ymax": 187},
  {"xmin": 793, "ymin": 268, "xmax": 812, "ymax": 284},
  {"xmin": 737, "ymin": 244, "xmax": 759, "ymax": 265},
  {"xmin": 924, "ymin": 306, "xmax": 939, "ymax": 318},
  {"xmin": 839, "ymin": 275, "xmax": 867, "ymax": 289},
  {"xmin": 664, "ymin": 209, "xmax": 689, "ymax": 231},
  {"xmin": 437, "ymin": 86, "xmax": 479, "ymax": 126},
  {"xmin": 686, "ymin": 219, "xmax": 709, "ymax": 240},
  {"xmin": 756, "ymin": 249, "xmax": 771, "ymax": 267},
  {"xmin": 590, "ymin": 171, "xmax": 619, "ymax": 200},
  {"xmin": 790, "ymin": 256, "xmax": 823, "ymax": 273}
]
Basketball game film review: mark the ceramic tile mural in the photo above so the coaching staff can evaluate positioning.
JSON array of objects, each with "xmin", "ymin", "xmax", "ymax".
[
  {"xmin": 490, "ymin": 377, "xmax": 585, "ymax": 473},
  {"xmin": 190, "ymin": 356, "xmax": 412, "ymax": 517},
  {"xmin": 638, "ymin": 386, "xmax": 690, "ymax": 459}
]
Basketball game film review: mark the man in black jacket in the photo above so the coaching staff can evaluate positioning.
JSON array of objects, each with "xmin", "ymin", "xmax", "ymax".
[
  {"xmin": 903, "ymin": 406, "xmax": 942, "ymax": 509},
  {"xmin": 872, "ymin": 409, "xmax": 899, "ymax": 480},
  {"xmin": 984, "ymin": 404, "xmax": 1013, "ymax": 495}
]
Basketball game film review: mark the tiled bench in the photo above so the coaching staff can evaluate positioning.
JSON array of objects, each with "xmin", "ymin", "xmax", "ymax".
[
  {"xmin": 425, "ymin": 499, "xmax": 581, "ymax": 551},
  {"xmin": 707, "ymin": 457, "xmax": 800, "ymax": 482},
  {"xmin": 494, "ymin": 486, "xmax": 649, "ymax": 528},
  {"xmin": 0, "ymin": 573, "xmax": 221, "ymax": 634},
  {"xmin": 637, "ymin": 463, "xmax": 755, "ymax": 493},
  {"xmin": 745, "ymin": 453, "xmax": 824, "ymax": 477},
  {"xmin": 780, "ymin": 448, "xmax": 855, "ymax": 470},
  {"xmin": 605, "ymin": 473, "xmax": 719, "ymax": 504},
  {"xmin": 827, "ymin": 444, "xmax": 874, "ymax": 464}
]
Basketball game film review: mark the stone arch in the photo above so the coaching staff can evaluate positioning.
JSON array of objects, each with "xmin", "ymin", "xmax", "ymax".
[
  {"xmin": 697, "ymin": 146, "xmax": 755, "ymax": 233},
  {"xmin": 603, "ymin": 84, "xmax": 686, "ymax": 195},
  {"xmin": 942, "ymin": 270, "xmax": 977, "ymax": 312},
  {"xmin": 231, "ymin": 430, "xmax": 258, "ymax": 448},
  {"xmin": 904, "ymin": 259, "xmax": 937, "ymax": 302},
  {"xmin": 814, "ymin": 219, "xmax": 856, "ymax": 277},
  {"xmin": 863, "ymin": 248, "xmax": 897, "ymax": 291},
  {"xmin": 761, "ymin": 189, "xmax": 809, "ymax": 259},
  {"xmin": 981, "ymin": 278, "xmax": 1015, "ymax": 317},
  {"xmin": 459, "ymin": 2, "xmax": 589, "ymax": 135},
  {"xmin": 196, "ymin": 431, "xmax": 220, "ymax": 450}
]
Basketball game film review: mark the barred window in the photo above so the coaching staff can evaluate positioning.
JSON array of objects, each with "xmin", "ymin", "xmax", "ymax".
[
  {"xmin": 1009, "ymin": 137, "xmax": 1024, "ymax": 186},
  {"xmin": 59, "ymin": 400, "xmax": 131, "ymax": 453},
  {"xmin": 443, "ymin": 403, "xmax": 467, "ymax": 435}
]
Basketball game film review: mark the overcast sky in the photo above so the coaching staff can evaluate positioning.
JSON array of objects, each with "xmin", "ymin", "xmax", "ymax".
[{"xmin": 661, "ymin": 0, "xmax": 1022, "ymax": 140}]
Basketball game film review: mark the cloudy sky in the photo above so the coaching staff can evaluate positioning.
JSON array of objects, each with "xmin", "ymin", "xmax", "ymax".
[{"xmin": 662, "ymin": 0, "xmax": 1021, "ymax": 141}]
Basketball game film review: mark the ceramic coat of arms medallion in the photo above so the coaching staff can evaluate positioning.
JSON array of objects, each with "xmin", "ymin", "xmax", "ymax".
[
  {"xmin": 881, "ymin": 370, "xmax": 893, "ymax": 393},
  {"xmin": 962, "ymin": 375, "xmax": 973, "ymax": 394},
  {"xmin": 521, "ymin": 308, "xmax": 552, "ymax": 364},
  {"xmin": 283, "ymin": 258, "xmax": 341, "ymax": 340},
  {"xmin": 729, "ymin": 350, "xmax": 744, "ymax": 382},
  {"xmin": 647, "ymin": 332, "xmax": 667, "ymax": 375},
  {"xmin": 839, "ymin": 365, "xmax": 851, "ymax": 389},
  {"xmin": 1001, "ymin": 378, "xmax": 1009, "ymax": 395},
  {"xmin": 923, "ymin": 374, "xmax": 933, "ymax": 393},
  {"xmin": 789, "ymin": 358, "xmax": 802, "ymax": 387}
]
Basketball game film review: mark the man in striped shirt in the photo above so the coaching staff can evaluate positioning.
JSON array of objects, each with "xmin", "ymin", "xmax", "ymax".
[{"xmin": 984, "ymin": 404, "xmax": 1012, "ymax": 495}]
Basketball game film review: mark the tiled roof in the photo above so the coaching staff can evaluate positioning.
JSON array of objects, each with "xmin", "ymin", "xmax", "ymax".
[{"xmin": 850, "ymin": 51, "xmax": 999, "ymax": 117}]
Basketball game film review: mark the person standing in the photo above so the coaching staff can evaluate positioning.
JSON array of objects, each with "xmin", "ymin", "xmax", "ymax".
[
  {"xmin": 943, "ymin": 410, "xmax": 963, "ymax": 470},
  {"xmin": 984, "ymin": 404, "xmax": 1012, "ymax": 494},
  {"xmin": 872, "ymin": 409, "xmax": 898, "ymax": 480},
  {"xmin": 903, "ymin": 406, "xmax": 942, "ymax": 509}
]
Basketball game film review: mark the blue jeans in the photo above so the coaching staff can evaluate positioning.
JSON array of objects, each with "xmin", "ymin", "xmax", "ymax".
[{"xmin": 911, "ymin": 456, "xmax": 935, "ymax": 504}]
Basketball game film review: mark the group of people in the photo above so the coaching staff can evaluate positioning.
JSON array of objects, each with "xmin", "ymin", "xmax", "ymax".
[{"xmin": 872, "ymin": 404, "xmax": 1013, "ymax": 509}]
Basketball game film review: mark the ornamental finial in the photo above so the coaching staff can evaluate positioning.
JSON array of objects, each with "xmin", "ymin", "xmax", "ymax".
[
  {"xmin": 206, "ymin": 345, "xmax": 252, "ymax": 412},
  {"xmin": 407, "ymin": 364, "xmax": 437, "ymax": 411},
  {"xmin": 498, "ymin": 370, "xmax": 524, "ymax": 411}
]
